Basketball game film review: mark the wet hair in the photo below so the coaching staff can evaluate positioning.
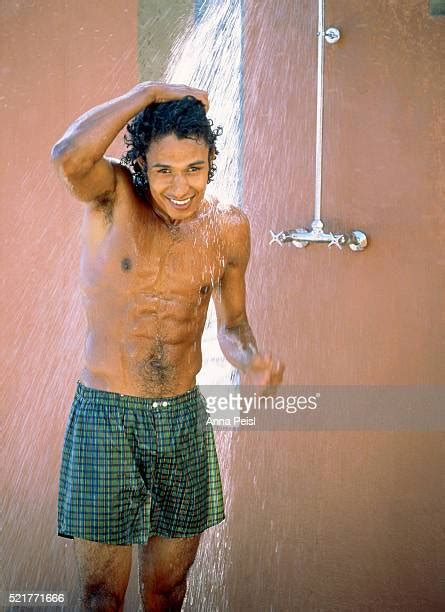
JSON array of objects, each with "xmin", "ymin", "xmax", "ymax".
[{"xmin": 121, "ymin": 95, "xmax": 222, "ymax": 200}]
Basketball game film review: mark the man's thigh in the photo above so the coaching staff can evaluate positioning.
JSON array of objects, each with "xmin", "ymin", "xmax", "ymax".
[
  {"xmin": 73, "ymin": 538, "xmax": 132, "ymax": 607},
  {"xmin": 138, "ymin": 534, "xmax": 201, "ymax": 593}
]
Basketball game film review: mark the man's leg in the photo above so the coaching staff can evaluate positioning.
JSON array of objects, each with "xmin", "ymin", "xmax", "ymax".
[
  {"xmin": 137, "ymin": 534, "xmax": 201, "ymax": 611},
  {"xmin": 73, "ymin": 538, "xmax": 133, "ymax": 611}
]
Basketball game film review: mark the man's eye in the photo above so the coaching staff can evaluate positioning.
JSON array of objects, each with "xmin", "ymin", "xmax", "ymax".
[
  {"xmin": 158, "ymin": 168, "xmax": 170, "ymax": 174},
  {"xmin": 188, "ymin": 167, "xmax": 200, "ymax": 172}
]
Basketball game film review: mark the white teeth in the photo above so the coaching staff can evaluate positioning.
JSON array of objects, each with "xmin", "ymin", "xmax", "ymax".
[{"xmin": 170, "ymin": 197, "xmax": 192, "ymax": 205}]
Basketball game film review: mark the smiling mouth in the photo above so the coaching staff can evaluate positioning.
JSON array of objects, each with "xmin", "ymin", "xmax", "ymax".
[{"xmin": 166, "ymin": 196, "xmax": 194, "ymax": 208}]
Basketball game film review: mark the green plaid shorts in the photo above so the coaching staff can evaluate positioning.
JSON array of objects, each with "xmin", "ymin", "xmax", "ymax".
[{"xmin": 58, "ymin": 381, "xmax": 225, "ymax": 545}]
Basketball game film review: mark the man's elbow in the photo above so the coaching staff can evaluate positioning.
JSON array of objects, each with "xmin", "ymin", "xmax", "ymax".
[
  {"xmin": 217, "ymin": 316, "xmax": 250, "ymax": 337},
  {"xmin": 50, "ymin": 139, "xmax": 91, "ymax": 178}
]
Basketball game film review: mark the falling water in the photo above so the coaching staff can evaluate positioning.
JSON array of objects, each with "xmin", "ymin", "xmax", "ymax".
[
  {"xmin": 4, "ymin": 1, "xmax": 443, "ymax": 610},
  {"xmin": 158, "ymin": 2, "xmax": 242, "ymax": 609},
  {"xmin": 165, "ymin": 1, "xmax": 243, "ymax": 206}
]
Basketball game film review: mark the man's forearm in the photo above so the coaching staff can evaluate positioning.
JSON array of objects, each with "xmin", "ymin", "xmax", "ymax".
[
  {"xmin": 217, "ymin": 320, "xmax": 259, "ymax": 373},
  {"xmin": 51, "ymin": 82, "xmax": 158, "ymax": 174}
]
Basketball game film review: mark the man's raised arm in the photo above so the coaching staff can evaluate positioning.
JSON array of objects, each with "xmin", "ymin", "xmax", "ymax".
[{"xmin": 50, "ymin": 82, "xmax": 209, "ymax": 203}]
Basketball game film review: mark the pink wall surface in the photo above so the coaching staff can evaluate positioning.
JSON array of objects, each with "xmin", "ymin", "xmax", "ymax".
[
  {"xmin": 2, "ymin": 1, "xmax": 443, "ymax": 610},
  {"xmin": 1, "ymin": 1, "xmax": 138, "ymax": 603}
]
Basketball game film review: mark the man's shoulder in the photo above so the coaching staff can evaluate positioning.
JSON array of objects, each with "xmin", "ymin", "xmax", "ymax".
[
  {"xmin": 207, "ymin": 200, "xmax": 250, "ymax": 263},
  {"xmin": 208, "ymin": 198, "xmax": 250, "ymax": 235},
  {"xmin": 222, "ymin": 205, "xmax": 250, "ymax": 248},
  {"xmin": 224, "ymin": 203, "xmax": 249, "ymax": 225}
]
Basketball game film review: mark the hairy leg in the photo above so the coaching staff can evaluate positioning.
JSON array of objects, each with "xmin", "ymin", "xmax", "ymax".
[
  {"xmin": 138, "ymin": 534, "xmax": 201, "ymax": 611},
  {"xmin": 73, "ymin": 538, "xmax": 132, "ymax": 611}
]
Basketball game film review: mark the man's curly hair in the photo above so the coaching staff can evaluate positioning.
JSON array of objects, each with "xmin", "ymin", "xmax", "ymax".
[{"xmin": 121, "ymin": 96, "xmax": 222, "ymax": 200}]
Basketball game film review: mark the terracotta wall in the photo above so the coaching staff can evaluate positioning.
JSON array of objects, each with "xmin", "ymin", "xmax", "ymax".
[
  {"xmin": 225, "ymin": 1, "xmax": 444, "ymax": 610},
  {"xmin": 2, "ymin": 1, "xmax": 443, "ymax": 610},
  {"xmin": 1, "ymin": 0, "xmax": 139, "ymax": 604}
]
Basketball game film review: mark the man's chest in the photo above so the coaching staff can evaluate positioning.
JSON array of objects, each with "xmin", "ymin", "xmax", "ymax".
[{"xmin": 80, "ymin": 213, "xmax": 225, "ymax": 299}]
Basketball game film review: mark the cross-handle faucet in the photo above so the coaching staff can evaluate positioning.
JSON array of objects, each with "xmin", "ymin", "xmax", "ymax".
[{"xmin": 269, "ymin": 219, "xmax": 367, "ymax": 251}]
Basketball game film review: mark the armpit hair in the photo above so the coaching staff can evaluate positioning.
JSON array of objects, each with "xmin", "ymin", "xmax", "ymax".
[{"xmin": 93, "ymin": 191, "xmax": 115, "ymax": 224}]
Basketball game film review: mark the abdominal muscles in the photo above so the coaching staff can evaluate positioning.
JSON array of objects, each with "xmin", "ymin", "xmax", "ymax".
[{"xmin": 83, "ymin": 291, "xmax": 209, "ymax": 396}]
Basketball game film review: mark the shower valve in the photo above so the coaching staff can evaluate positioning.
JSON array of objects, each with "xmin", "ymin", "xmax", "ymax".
[{"xmin": 269, "ymin": 221, "xmax": 367, "ymax": 251}]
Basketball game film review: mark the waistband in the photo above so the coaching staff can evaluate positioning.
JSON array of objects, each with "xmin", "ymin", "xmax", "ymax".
[{"xmin": 75, "ymin": 380, "xmax": 201, "ymax": 410}]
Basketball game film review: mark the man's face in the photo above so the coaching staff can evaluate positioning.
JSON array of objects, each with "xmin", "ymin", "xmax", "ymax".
[{"xmin": 145, "ymin": 133, "xmax": 210, "ymax": 224}]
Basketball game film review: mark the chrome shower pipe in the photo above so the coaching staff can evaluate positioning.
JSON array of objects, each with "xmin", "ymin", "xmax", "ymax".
[
  {"xmin": 314, "ymin": 0, "xmax": 325, "ymax": 226},
  {"xmin": 268, "ymin": 2, "xmax": 367, "ymax": 250}
]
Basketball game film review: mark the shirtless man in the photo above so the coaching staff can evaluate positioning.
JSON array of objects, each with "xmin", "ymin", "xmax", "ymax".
[{"xmin": 52, "ymin": 82, "xmax": 284, "ymax": 611}]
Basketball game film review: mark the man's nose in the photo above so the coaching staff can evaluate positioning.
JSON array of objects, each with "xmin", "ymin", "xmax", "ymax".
[{"xmin": 171, "ymin": 173, "xmax": 190, "ymax": 197}]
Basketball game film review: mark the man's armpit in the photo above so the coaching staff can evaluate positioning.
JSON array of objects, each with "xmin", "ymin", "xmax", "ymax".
[{"xmin": 92, "ymin": 191, "xmax": 115, "ymax": 224}]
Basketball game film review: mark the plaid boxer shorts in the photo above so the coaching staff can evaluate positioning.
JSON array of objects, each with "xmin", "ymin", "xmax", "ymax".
[{"xmin": 57, "ymin": 381, "xmax": 225, "ymax": 545}]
